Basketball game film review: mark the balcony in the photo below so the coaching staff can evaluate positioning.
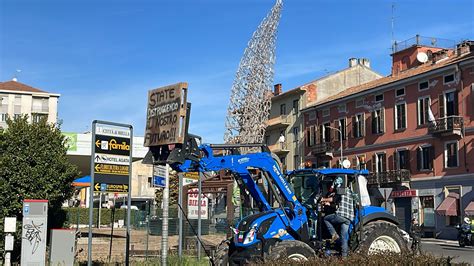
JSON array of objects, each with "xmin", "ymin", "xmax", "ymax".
[
  {"xmin": 266, "ymin": 115, "xmax": 290, "ymax": 131},
  {"xmin": 268, "ymin": 143, "xmax": 290, "ymax": 155},
  {"xmin": 311, "ymin": 142, "xmax": 334, "ymax": 156},
  {"xmin": 428, "ymin": 116, "xmax": 463, "ymax": 137},
  {"xmin": 366, "ymin": 169, "xmax": 411, "ymax": 187}
]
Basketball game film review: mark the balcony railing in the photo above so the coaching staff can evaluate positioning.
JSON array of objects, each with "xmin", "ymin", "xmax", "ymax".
[
  {"xmin": 428, "ymin": 116, "xmax": 463, "ymax": 137},
  {"xmin": 266, "ymin": 115, "xmax": 290, "ymax": 130},
  {"xmin": 367, "ymin": 169, "xmax": 411, "ymax": 187},
  {"xmin": 268, "ymin": 143, "xmax": 290, "ymax": 154},
  {"xmin": 311, "ymin": 142, "xmax": 334, "ymax": 155}
]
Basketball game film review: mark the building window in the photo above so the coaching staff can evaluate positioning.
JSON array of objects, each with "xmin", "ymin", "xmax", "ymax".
[
  {"xmin": 419, "ymin": 81, "xmax": 429, "ymax": 91},
  {"xmin": 32, "ymin": 97, "xmax": 49, "ymax": 113},
  {"xmin": 292, "ymin": 126, "xmax": 299, "ymax": 142},
  {"xmin": 395, "ymin": 88, "xmax": 405, "ymax": 97},
  {"xmin": 338, "ymin": 118, "xmax": 346, "ymax": 140},
  {"xmin": 395, "ymin": 149, "xmax": 410, "ymax": 170},
  {"xmin": 352, "ymin": 113, "xmax": 365, "ymax": 138},
  {"xmin": 308, "ymin": 111, "xmax": 317, "ymax": 121},
  {"xmin": 420, "ymin": 196, "xmax": 435, "ymax": 227},
  {"xmin": 355, "ymin": 97, "xmax": 365, "ymax": 108},
  {"xmin": 395, "ymin": 102, "xmax": 406, "ymax": 130},
  {"xmin": 0, "ymin": 113, "xmax": 7, "ymax": 122},
  {"xmin": 417, "ymin": 146, "xmax": 434, "ymax": 171},
  {"xmin": 292, "ymin": 100, "xmax": 299, "ymax": 115},
  {"xmin": 372, "ymin": 153, "xmax": 387, "ymax": 173},
  {"xmin": 322, "ymin": 108, "xmax": 330, "ymax": 117},
  {"xmin": 32, "ymin": 114, "xmax": 48, "ymax": 123},
  {"xmin": 440, "ymin": 90, "xmax": 458, "ymax": 117},
  {"xmin": 445, "ymin": 141, "xmax": 459, "ymax": 168},
  {"xmin": 375, "ymin": 94, "xmax": 384, "ymax": 102},
  {"xmin": 444, "ymin": 73, "xmax": 455, "ymax": 84},
  {"xmin": 307, "ymin": 126, "xmax": 315, "ymax": 147},
  {"xmin": 293, "ymin": 155, "xmax": 300, "ymax": 169},
  {"xmin": 371, "ymin": 108, "xmax": 384, "ymax": 134},
  {"xmin": 280, "ymin": 104, "xmax": 286, "ymax": 115},
  {"xmin": 321, "ymin": 122, "xmax": 331, "ymax": 143},
  {"xmin": 338, "ymin": 104, "xmax": 346, "ymax": 113},
  {"xmin": 417, "ymin": 96, "xmax": 431, "ymax": 125}
]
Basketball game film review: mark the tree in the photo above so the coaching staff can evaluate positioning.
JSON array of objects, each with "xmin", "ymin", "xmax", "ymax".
[{"xmin": 0, "ymin": 115, "xmax": 80, "ymax": 261}]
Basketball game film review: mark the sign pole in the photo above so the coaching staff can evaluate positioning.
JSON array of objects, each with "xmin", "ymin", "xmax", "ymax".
[
  {"xmin": 125, "ymin": 126, "xmax": 133, "ymax": 266},
  {"xmin": 178, "ymin": 173, "xmax": 183, "ymax": 257},
  {"xmin": 197, "ymin": 173, "xmax": 202, "ymax": 260},
  {"xmin": 87, "ymin": 121, "xmax": 97, "ymax": 266},
  {"xmin": 161, "ymin": 164, "xmax": 170, "ymax": 265}
]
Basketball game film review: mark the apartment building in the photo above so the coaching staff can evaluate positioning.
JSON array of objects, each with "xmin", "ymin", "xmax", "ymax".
[
  {"xmin": 302, "ymin": 36, "xmax": 474, "ymax": 238},
  {"xmin": 0, "ymin": 80, "xmax": 59, "ymax": 127},
  {"xmin": 265, "ymin": 58, "xmax": 382, "ymax": 171}
]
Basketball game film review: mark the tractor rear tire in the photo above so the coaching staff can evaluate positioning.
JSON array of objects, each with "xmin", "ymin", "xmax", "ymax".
[
  {"xmin": 356, "ymin": 221, "xmax": 409, "ymax": 254},
  {"xmin": 265, "ymin": 240, "xmax": 316, "ymax": 262}
]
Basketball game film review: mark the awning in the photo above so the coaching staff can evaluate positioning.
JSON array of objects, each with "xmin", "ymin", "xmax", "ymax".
[
  {"xmin": 72, "ymin": 175, "xmax": 91, "ymax": 187},
  {"xmin": 465, "ymin": 201, "xmax": 474, "ymax": 216},
  {"xmin": 436, "ymin": 192, "xmax": 459, "ymax": 216}
]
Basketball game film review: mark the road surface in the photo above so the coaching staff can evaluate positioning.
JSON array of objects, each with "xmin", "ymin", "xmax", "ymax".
[{"xmin": 421, "ymin": 238, "xmax": 474, "ymax": 264}]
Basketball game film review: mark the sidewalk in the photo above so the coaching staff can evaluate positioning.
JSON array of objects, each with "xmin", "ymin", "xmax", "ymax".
[{"xmin": 421, "ymin": 238, "xmax": 458, "ymax": 245}]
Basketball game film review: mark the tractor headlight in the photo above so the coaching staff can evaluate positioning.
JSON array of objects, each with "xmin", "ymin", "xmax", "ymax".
[{"xmin": 243, "ymin": 227, "xmax": 257, "ymax": 244}]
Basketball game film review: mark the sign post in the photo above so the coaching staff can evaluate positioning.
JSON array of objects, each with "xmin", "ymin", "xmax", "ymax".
[
  {"xmin": 4, "ymin": 217, "xmax": 16, "ymax": 266},
  {"xmin": 88, "ymin": 120, "xmax": 132, "ymax": 266},
  {"xmin": 145, "ymin": 82, "xmax": 188, "ymax": 266}
]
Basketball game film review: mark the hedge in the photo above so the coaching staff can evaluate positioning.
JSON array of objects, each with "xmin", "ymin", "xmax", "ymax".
[{"xmin": 64, "ymin": 207, "xmax": 137, "ymax": 226}]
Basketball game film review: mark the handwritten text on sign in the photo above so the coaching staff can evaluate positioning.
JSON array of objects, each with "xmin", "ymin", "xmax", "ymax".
[
  {"xmin": 145, "ymin": 82, "xmax": 188, "ymax": 147},
  {"xmin": 187, "ymin": 188, "xmax": 208, "ymax": 219}
]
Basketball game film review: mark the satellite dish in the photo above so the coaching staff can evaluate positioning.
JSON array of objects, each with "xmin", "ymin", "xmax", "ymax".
[
  {"xmin": 416, "ymin": 52, "xmax": 428, "ymax": 63},
  {"xmin": 342, "ymin": 159, "xmax": 351, "ymax": 169}
]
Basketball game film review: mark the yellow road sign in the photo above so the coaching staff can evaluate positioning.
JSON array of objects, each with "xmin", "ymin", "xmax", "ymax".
[{"xmin": 94, "ymin": 163, "xmax": 129, "ymax": 175}]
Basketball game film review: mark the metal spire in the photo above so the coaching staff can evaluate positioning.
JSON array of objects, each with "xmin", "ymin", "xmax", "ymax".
[{"xmin": 224, "ymin": 0, "xmax": 283, "ymax": 144}]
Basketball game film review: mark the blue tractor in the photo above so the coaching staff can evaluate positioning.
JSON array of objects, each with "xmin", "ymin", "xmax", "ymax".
[{"xmin": 154, "ymin": 137, "xmax": 409, "ymax": 264}]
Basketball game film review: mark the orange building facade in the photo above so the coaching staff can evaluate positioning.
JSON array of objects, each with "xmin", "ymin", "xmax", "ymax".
[{"xmin": 302, "ymin": 37, "xmax": 474, "ymax": 239}]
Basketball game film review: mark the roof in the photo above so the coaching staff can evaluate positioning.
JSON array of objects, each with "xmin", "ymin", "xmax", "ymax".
[
  {"xmin": 0, "ymin": 80, "xmax": 48, "ymax": 93},
  {"xmin": 272, "ymin": 64, "xmax": 382, "ymax": 101},
  {"xmin": 304, "ymin": 51, "xmax": 474, "ymax": 110}
]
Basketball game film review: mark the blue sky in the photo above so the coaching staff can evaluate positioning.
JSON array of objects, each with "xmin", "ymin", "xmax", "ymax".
[{"xmin": 1, "ymin": 0, "xmax": 472, "ymax": 143}]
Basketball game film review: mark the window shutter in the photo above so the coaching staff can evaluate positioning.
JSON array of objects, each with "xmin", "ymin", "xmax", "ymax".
[
  {"xmin": 380, "ymin": 109, "xmax": 385, "ymax": 133},
  {"xmin": 352, "ymin": 116, "xmax": 357, "ymax": 138},
  {"xmin": 393, "ymin": 151, "xmax": 398, "ymax": 170},
  {"xmin": 361, "ymin": 114, "xmax": 366, "ymax": 136},
  {"xmin": 405, "ymin": 150, "xmax": 410, "ymax": 171},
  {"xmin": 306, "ymin": 128, "xmax": 310, "ymax": 147},
  {"xmin": 316, "ymin": 125, "xmax": 321, "ymax": 144},
  {"xmin": 381, "ymin": 154, "xmax": 387, "ymax": 172},
  {"xmin": 439, "ymin": 94, "xmax": 445, "ymax": 118},
  {"xmin": 371, "ymin": 111, "xmax": 376, "ymax": 134},
  {"xmin": 417, "ymin": 149, "xmax": 421, "ymax": 170},
  {"xmin": 372, "ymin": 154, "xmax": 377, "ymax": 172},
  {"xmin": 428, "ymin": 146, "xmax": 434, "ymax": 170},
  {"xmin": 454, "ymin": 91, "xmax": 459, "ymax": 115}
]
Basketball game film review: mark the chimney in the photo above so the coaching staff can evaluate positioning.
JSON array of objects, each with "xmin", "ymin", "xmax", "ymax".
[
  {"xmin": 456, "ymin": 40, "xmax": 473, "ymax": 56},
  {"xmin": 360, "ymin": 58, "xmax": 370, "ymax": 68},
  {"xmin": 349, "ymin": 58, "xmax": 358, "ymax": 67},
  {"xmin": 274, "ymin": 83, "xmax": 282, "ymax": 96}
]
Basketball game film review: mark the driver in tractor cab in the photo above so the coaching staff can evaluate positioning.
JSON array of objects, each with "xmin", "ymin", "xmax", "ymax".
[{"xmin": 321, "ymin": 176, "xmax": 355, "ymax": 257}]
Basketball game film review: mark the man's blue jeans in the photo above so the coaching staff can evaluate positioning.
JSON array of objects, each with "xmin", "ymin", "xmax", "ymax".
[{"xmin": 324, "ymin": 213, "xmax": 350, "ymax": 257}]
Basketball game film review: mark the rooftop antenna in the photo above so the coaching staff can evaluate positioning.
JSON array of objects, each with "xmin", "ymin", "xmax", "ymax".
[
  {"xmin": 12, "ymin": 69, "xmax": 21, "ymax": 82},
  {"xmin": 391, "ymin": 2, "xmax": 396, "ymax": 53}
]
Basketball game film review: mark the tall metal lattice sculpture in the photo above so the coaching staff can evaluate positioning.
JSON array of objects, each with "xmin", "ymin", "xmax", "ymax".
[{"xmin": 224, "ymin": 0, "xmax": 283, "ymax": 144}]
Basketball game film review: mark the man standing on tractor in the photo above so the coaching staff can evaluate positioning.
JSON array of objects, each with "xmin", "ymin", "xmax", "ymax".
[{"xmin": 321, "ymin": 176, "xmax": 355, "ymax": 257}]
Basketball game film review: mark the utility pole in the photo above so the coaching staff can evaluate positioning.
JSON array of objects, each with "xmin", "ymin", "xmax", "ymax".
[{"xmin": 161, "ymin": 164, "xmax": 170, "ymax": 266}]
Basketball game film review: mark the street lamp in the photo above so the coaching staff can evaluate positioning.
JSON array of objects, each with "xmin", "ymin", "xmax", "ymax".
[{"xmin": 326, "ymin": 125, "xmax": 343, "ymax": 168}]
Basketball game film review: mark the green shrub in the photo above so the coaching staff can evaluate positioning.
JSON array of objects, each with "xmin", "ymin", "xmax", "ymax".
[
  {"xmin": 261, "ymin": 251, "xmax": 468, "ymax": 265},
  {"xmin": 63, "ymin": 207, "xmax": 137, "ymax": 226}
]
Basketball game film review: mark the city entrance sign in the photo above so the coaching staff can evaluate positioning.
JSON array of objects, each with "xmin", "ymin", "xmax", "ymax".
[{"xmin": 88, "ymin": 120, "xmax": 133, "ymax": 266}]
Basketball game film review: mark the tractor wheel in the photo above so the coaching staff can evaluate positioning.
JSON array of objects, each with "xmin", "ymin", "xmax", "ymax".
[
  {"xmin": 356, "ymin": 221, "xmax": 409, "ymax": 254},
  {"xmin": 265, "ymin": 240, "xmax": 316, "ymax": 262}
]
